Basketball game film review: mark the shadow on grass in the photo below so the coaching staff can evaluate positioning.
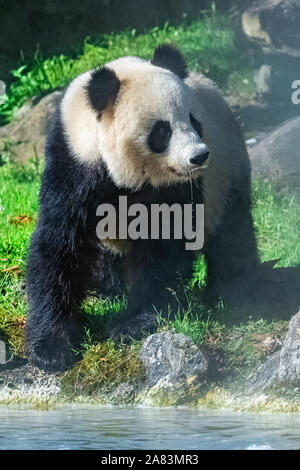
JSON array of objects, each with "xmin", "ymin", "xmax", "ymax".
[
  {"xmin": 257, "ymin": 264, "xmax": 300, "ymax": 319},
  {"xmin": 208, "ymin": 263, "xmax": 300, "ymax": 325}
]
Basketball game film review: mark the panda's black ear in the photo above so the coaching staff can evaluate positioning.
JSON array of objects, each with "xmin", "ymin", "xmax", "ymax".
[
  {"xmin": 86, "ymin": 67, "xmax": 121, "ymax": 118},
  {"xmin": 151, "ymin": 44, "xmax": 188, "ymax": 80}
]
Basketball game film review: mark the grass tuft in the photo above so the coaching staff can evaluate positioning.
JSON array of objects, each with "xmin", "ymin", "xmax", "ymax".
[
  {"xmin": 61, "ymin": 340, "xmax": 146, "ymax": 397},
  {"xmin": 221, "ymin": 319, "xmax": 288, "ymax": 374}
]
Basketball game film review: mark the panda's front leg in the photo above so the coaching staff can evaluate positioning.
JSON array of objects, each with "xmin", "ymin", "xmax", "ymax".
[
  {"xmin": 110, "ymin": 239, "xmax": 194, "ymax": 343},
  {"xmin": 26, "ymin": 227, "xmax": 98, "ymax": 372}
]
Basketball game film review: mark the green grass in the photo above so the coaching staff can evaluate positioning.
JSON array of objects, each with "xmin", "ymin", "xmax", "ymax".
[
  {"xmin": 0, "ymin": 11, "xmax": 255, "ymax": 124},
  {"xmin": 0, "ymin": 158, "xmax": 43, "ymax": 355},
  {"xmin": 157, "ymin": 309, "xmax": 221, "ymax": 347},
  {"xmin": 221, "ymin": 319, "xmax": 288, "ymax": 374},
  {"xmin": 252, "ymin": 181, "xmax": 300, "ymax": 267}
]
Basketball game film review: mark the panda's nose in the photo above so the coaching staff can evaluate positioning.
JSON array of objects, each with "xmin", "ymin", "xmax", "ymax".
[{"xmin": 189, "ymin": 147, "xmax": 209, "ymax": 167}]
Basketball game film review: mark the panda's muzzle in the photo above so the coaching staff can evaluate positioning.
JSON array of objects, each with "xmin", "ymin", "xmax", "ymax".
[
  {"xmin": 189, "ymin": 145, "xmax": 210, "ymax": 167},
  {"xmin": 167, "ymin": 143, "xmax": 210, "ymax": 179}
]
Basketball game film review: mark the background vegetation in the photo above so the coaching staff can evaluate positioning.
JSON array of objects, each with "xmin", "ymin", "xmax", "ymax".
[
  {"xmin": 0, "ymin": 0, "xmax": 250, "ymax": 84},
  {"xmin": 0, "ymin": 10, "xmax": 255, "ymax": 125}
]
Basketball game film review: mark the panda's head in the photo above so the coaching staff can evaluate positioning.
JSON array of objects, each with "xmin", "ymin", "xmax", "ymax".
[{"xmin": 62, "ymin": 45, "xmax": 210, "ymax": 189}]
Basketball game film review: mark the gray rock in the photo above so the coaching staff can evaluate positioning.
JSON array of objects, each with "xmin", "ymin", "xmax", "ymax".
[
  {"xmin": 0, "ymin": 363, "xmax": 61, "ymax": 402},
  {"xmin": 249, "ymin": 117, "xmax": 300, "ymax": 194},
  {"xmin": 0, "ymin": 91, "xmax": 63, "ymax": 163},
  {"xmin": 141, "ymin": 331, "xmax": 208, "ymax": 384},
  {"xmin": 138, "ymin": 331, "xmax": 209, "ymax": 406},
  {"xmin": 242, "ymin": 1, "xmax": 300, "ymax": 104},
  {"xmin": 278, "ymin": 311, "xmax": 300, "ymax": 382},
  {"xmin": 111, "ymin": 383, "xmax": 136, "ymax": 405},
  {"xmin": 250, "ymin": 310, "xmax": 300, "ymax": 391},
  {"xmin": 254, "ymin": 65, "xmax": 272, "ymax": 96},
  {"xmin": 242, "ymin": 1, "xmax": 300, "ymax": 58},
  {"xmin": 249, "ymin": 349, "xmax": 281, "ymax": 391}
]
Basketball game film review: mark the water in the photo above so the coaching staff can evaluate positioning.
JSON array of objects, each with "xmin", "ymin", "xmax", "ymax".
[{"xmin": 0, "ymin": 406, "xmax": 300, "ymax": 450}]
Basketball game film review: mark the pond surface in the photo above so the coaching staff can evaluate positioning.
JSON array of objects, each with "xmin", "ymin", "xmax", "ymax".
[{"xmin": 0, "ymin": 406, "xmax": 300, "ymax": 450}]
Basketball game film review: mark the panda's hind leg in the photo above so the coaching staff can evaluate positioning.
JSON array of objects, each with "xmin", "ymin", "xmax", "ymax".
[{"xmin": 204, "ymin": 186, "xmax": 260, "ymax": 307}]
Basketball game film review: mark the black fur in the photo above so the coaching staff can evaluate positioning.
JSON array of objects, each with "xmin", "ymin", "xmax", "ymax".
[
  {"xmin": 86, "ymin": 67, "xmax": 120, "ymax": 118},
  {"xmin": 147, "ymin": 120, "xmax": 172, "ymax": 153},
  {"xmin": 190, "ymin": 113, "xmax": 203, "ymax": 139},
  {"xmin": 152, "ymin": 44, "xmax": 188, "ymax": 80}
]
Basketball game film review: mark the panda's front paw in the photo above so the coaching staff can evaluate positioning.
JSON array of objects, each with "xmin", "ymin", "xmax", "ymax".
[
  {"xmin": 110, "ymin": 310, "xmax": 157, "ymax": 345},
  {"xmin": 28, "ymin": 338, "xmax": 80, "ymax": 372},
  {"xmin": 110, "ymin": 322, "xmax": 140, "ymax": 344}
]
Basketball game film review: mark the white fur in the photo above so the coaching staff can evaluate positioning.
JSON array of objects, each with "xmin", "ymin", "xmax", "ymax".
[
  {"xmin": 61, "ymin": 57, "xmax": 246, "ymax": 235},
  {"xmin": 61, "ymin": 71, "xmax": 100, "ymax": 163}
]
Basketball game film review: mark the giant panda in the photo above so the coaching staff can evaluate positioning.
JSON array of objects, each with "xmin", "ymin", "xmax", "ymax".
[{"xmin": 26, "ymin": 45, "xmax": 260, "ymax": 371}]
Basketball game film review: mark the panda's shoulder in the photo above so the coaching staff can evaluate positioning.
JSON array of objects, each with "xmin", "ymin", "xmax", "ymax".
[
  {"xmin": 185, "ymin": 72, "xmax": 219, "ymax": 95},
  {"xmin": 185, "ymin": 72, "xmax": 231, "ymax": 117}
]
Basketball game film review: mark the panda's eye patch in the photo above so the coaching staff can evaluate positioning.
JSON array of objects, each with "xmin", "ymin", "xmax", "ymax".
[
  {"xmin": 190, "ymin": 113, "xmax": 203, "ymax": 139},
  {"xmin": 148, "ymin": 120, "xmax": 172, "ymax": 153}
]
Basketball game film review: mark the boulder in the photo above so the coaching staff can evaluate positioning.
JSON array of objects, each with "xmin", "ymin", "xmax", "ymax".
[
  {"xmin": 241, "ymin": 1, "xmax": 300, "ymax": 105},
  {"xmin": 0, "ymin": 91, "xmax": 63, "ymax": 164},
  {"xmin": 138, "ymin": 331, "xmax": 210, "ymax": 406},
  {"xmin": 249, "ymin": 117, "xmax": 300, "ymax": 194},
  {"xmin": 278, "ymin": 311, "xmax": 300, "ymax": 382},
  {"xmin": 242, "ymin": 0, "xmax": 300, "ymax": 57},
  {"xmin": 250, "ymin": 310, "xmax": 300, "ymax": 390}
]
